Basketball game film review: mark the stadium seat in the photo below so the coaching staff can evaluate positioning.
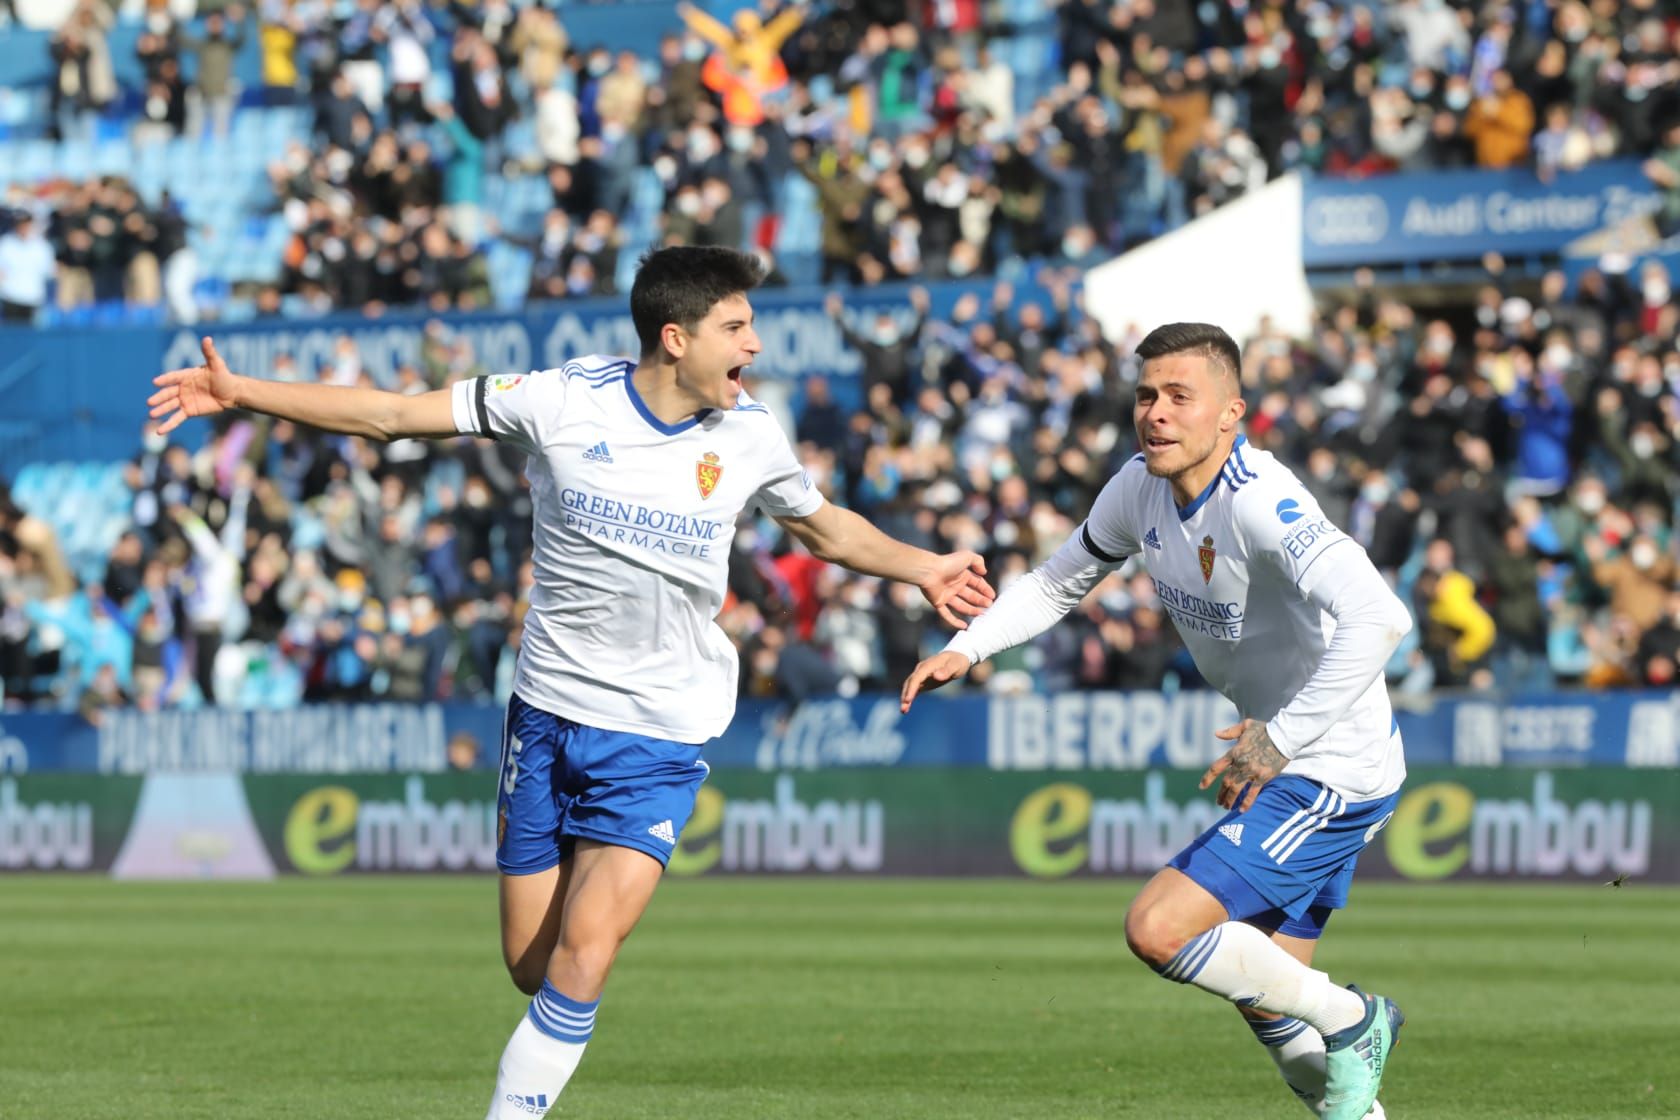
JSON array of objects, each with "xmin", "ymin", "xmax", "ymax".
[
  {"xmin": 93, "ymin": 139, "xmax": 131, "ymax": 176},
  {"xmin": 11, "ymin": 461, "xmax": 48, "ymax": 507},
  {"xmin": 15, "ymin": 138, "xmax": 54, "ymax": 181},
  {"xmin": 488, "ymin": 242, "xmax": 534, "ymax": 309},
  {"xmin": 57, "ymin": 137, "xmax": 95, "ymax": 181}
]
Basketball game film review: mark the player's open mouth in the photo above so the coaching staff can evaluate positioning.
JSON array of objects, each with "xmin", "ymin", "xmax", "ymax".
[
  {"xmin": 1145, "ymin": 437, "xmax": 1175, "ymax": 450},
  {"xmin": 727, "ymin": 366, "xmax": 744, "ymax": 384}
]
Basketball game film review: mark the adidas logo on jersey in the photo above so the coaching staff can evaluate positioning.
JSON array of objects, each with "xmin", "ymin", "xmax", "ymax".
[
  {"xmin": 582, "ymin": 441, "xmax": 613, "ymax": 463},
  {"xmin": 1219, "ymin": 822, "xmax": 1244, "ymax": 847},
  {"xmin": 648, "ymin": 819, "xmax": 677, "ymax": 845},
  {"xmin": 1143, "ymin": 527, "xmax": 1163, "ymax": 550}
]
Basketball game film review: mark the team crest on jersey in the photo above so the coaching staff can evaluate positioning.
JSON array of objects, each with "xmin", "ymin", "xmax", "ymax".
[
  {"xmin": 487, "ymin": 374, "xmax": 525, "ymax": 392},
  {"xmin": 1198, "ymin": 535, "xmax": 1217, "ymax": 583},
  {"xmin": 696, "ymin": 451, "xmax": 723, "ymax": 499}
]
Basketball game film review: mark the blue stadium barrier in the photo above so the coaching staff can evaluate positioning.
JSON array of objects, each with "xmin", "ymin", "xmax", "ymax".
[{"xmin": 5, "ymin": 690, "xmax": 1679, "ymax": 773}]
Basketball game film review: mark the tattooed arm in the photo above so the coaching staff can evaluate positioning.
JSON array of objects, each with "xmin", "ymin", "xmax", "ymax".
[{"xmin": 1200, "ymin": 718, "xmax": 1290, "ymax": 812}]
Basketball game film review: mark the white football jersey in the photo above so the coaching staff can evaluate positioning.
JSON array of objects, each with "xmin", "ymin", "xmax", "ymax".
[
  {"xmin": 451, "ymin": 355, "xmax": 824, "ymax": 743},
  {"xmin": 1079, "ymin": 437, "xmax": 1404, "ymax": 800},
  {"xmin": 948, "ymin": 435, "xmax": 1406, "ymax": 802}
]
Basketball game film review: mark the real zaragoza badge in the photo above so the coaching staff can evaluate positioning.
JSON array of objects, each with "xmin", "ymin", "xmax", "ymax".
[
  {"xmin": 696, "ymin": 451, "xmax": 723, "ymax": 499},
  {"xmin": 1199, "ymin": 535, "xmax": 1216, "ymax": 583}
]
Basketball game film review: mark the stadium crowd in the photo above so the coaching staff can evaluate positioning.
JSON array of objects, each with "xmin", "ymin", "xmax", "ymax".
[
  {"xmin": 3, "ymin": 247, "xmax": 1680, "ymax": 716},
  {"xmin": 2, "ymin": 0, "xmax": 1680, "ymax": 716},
  {"xmin": 8, "ymin": 0, "xmax": 1680, "ymax": 319}
]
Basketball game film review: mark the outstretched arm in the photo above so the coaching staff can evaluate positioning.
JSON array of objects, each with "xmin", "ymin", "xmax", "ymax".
[
  {"xmin": 149, "ymin": 336, "xmax": 460, "ymax": 442},
  {"xmin": 900, "ymin": 525, "xmax": 1123, "ymax": 710},
  {"xmin": 676, "ymin": 1, "xmax": 735, "ymax": 51},
  {"xmin": 759, "ymin": 3, "xmax": 806, "ymax": 52},
  {"xmin": 775, "ymin": 503, "xmax": 993, "ymax": 629}
]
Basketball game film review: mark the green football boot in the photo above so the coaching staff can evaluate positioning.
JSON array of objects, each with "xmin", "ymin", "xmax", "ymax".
[{"xmin": 1320, "ymin": 986, "xmax": 1404, "ymax": 1120}]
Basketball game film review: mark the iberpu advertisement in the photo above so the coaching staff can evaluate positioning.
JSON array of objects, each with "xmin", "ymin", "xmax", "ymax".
[{"xmin": 7, "ymin": 690, "xmax": 1680, "ymax": 774}]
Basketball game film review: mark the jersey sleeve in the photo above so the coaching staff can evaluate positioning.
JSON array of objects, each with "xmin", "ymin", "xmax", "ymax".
[
  {"xmin": 752, "ymin": 416, "xmax": 825, "ymax": 518},
  {"xmin": 1075, "ymin": 457, "xmax": 1144, "ymax": 564},
  {"xmin": 451, "ymin": 371, "xmax": 561, "ymax": 454},
  {"xmin": 942, "ymin": 460, "xmax": 1140, "ymax": 665},
  {"xmin": 1234, "ymin": 477, "xmax": 1413, "ymax": 757},
  {"xmin": 1234, "ymin": 480, "xmax": 1353, "ymax": 598}
]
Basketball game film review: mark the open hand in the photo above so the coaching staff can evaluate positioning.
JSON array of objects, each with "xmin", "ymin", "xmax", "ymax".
[
  {"xmin": 1199, "ymin": 719, "xmax": 1287, "ymax": 812},
  {"xmin": 917, "ymin": 551, "xmax": 994, "ymax": 630},
  {"xmin": 149, "ymin": 337, "xmax": 240, "ymax": 435},
  {"xmin": 900, "ymin": 651, "xmax": 972, "ymax": 712}
]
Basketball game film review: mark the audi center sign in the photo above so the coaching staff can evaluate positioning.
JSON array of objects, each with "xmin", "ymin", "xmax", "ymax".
[{"xmin": 1300, "ymin": 160, "xmax": 1658, "ymax": 268}]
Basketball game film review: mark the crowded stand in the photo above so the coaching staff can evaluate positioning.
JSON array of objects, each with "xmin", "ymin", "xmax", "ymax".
[{"xmin": 1, "ymin": 0, "xmax": 1679, "ymax": 717}]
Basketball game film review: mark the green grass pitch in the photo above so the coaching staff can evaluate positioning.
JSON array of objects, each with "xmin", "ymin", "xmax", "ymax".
[{"xmin": 1, "ymin": 877, "xmax": 1673, "ymax": 1119}]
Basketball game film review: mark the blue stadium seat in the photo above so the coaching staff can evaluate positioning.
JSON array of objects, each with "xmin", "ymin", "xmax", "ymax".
[
  {"xmin": 93, "ymin": 139, "xmax": 130, "ymax": 176},
  {"xmin": 503, "ymin": 119, "xmax": 536, "ymax": 162},
  {"xmin": 15, "ymin": 138, "xmax": 54, "ymax": 181},
  {"xmin": 134, "ymin": 165, "xmax": 168, "ymax": 201},
  {"xmin": 488, "ymin": 242, "xmax": 533, "ymax": 309},
  {"xmin": 232, "ymin": 109, "xmax": 262, "ymax": 145},
  {"xmin": 10, "ymin": 461, "xmax": 48, "ymax": 507},
  {"xmin": 630, "ymin": 167, "xmax": 663, "ymax": 213},
  {"xmin": 774, "ymin": 174, "xmax": 820, "ymax": 255},
  {"xmin": 57, "ymin": 136, "xmax": 95, "ymax": 180}
]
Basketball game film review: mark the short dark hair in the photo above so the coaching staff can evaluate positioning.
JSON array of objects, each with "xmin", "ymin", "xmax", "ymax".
[
  {"xmin": 1134, "ymin": 322, "xmax": 1241, "ymax": 387},
  {"xmin": 630, "ymin": 246, "xmax": 764, "ymax": 356}
]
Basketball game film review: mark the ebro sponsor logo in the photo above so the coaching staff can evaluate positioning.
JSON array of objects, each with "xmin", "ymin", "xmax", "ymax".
[{"xmin": 1305, "ymin": 194, "xmax": 1388, "ymax": 245}]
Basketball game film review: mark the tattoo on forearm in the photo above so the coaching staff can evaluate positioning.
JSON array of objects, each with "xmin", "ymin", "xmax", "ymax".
[{"xmin": 1229, "ymin": 723, "xmax": 1286, "ymax": 779}]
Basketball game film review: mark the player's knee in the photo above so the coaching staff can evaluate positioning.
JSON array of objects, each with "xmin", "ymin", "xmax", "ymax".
[
  {"xmin": 1124, "ymin": 902, "xmax": 1189, "ymax": 970},
  {"xmin": 553, "ymin": 932, "xmax": 623, "ymax": 991},
  {"xmin": 506, "ymin": 958, "xmax": 547, "ymax": 997}
]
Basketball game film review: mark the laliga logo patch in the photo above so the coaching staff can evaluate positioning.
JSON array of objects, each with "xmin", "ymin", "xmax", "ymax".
[
  {"xmin": 1199, "ymin": 535, "xmax": 1217, "ymax": 583},
  {"xmin": 696, "ymin": 451, "xmax": 723, "ymax": 499},
  {"xmin": 487, "ymin": 374, "xmax": 525, "ymax": 392}
]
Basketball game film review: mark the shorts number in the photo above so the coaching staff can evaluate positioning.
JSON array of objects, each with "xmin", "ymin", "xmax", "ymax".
[
  {"xmin": 1363, "ymin": 810, "xmax": 1394, "ymax": 844},
  {"xmin": 500, "ymin": 730, "xmax": 523, "ymax": 797}
]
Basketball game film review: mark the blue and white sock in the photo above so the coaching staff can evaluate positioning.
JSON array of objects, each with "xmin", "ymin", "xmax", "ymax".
[
  {"xmin": 1154, "ymin": 922, "xmax": 1365, "ymax": 1036},
  {"xmin": 1248, "ymin": 1015, "xmax": 1327, "ymax": 1114},
  {"xmin": 485, "ymin": 980, "xmax": 599, "ymax": 1119}
]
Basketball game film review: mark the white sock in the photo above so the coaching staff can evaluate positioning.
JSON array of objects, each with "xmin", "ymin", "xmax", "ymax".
[
  {"xmin": 1246, "ymin": 1017, "xmax": 1386, "ymax": 1119},
  {"xmin": 1156, "ymin": 922, "xmax": 1366, "ymax": 1036},
  {"xmin": 485, "ymin": 980, "xmax": 598, "ymax": 1119},
  {"xmin": 1249, "ymin": 1016, "xmax": 1326, "ymax": 1113}
]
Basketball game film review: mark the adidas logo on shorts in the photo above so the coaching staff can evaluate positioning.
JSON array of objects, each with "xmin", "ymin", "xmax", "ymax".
[
  {"xmin": 648, "ymin": 819, "xmax": 677, "ymax": 845},
  {"xmin": 1219, "ymin": 822, "xmax": 1244, "ymax": 847}
]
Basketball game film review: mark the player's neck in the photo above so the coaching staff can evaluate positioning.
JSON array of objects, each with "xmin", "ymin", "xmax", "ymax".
[
  {"xmin": 631, "ymin": 360, "xmax": 708, "ymax": 427},
  {"xmin": 1170, "ymin": 436, "xmax": 1239, "ymax": 508}
]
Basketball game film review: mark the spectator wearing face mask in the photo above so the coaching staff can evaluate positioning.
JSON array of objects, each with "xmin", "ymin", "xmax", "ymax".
[
  {"xmin": 1583, "ymin": 532, "xmax": 1677, "ymax": 637},
  {"xmin": 1463, "ymin": 69, "xmax": 1534, "ymax": 169},
  {"xmin": 826, "ymin": 285, "xmax": 929, "ymax": 406},
  {"xmin": 1413, "ymin": 537, "xmax": 1497, "ymax": 689},
  {"xmin": 1597, "ymin": 386, "xmax": 1679, "ymax": 511},
  {"xmin": 1487, "ymin": 521, "xmax": 1553, "ymax": 693},
  {"xmin": 0, "ymin": 213, "xmax": 55, "ymax": 322},
  {"xmin": 1503, "ymin": 354, "xmax": 1574, "ymax": 499},
  {"xmin": 1635, "ymin": 590, "xmax": 1680, "ymax": 687}
]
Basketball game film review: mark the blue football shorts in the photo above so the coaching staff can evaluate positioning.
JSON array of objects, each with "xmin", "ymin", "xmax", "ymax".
[
  {"xmin": 495, "ymin": 692, "xmax": 710, "ymax": 874},
  {"xmin": 1167, "ymin": 774, "xmax": 1399, "ymax": 940}
]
